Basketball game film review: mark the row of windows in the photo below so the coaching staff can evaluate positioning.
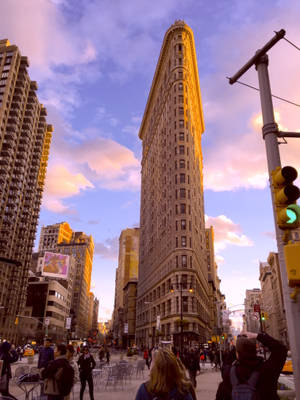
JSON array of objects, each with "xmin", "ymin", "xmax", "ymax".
[
  {"xmin": 174, "ymin": 145, "xmax": 188, "ymax": 155},
  {"xmin": 48, "ymin": 289, "xmax": 65, "ymax": 301},
  {"xmin": 175, "ymin": 236, "xmax": 191, "ymax": 247}
]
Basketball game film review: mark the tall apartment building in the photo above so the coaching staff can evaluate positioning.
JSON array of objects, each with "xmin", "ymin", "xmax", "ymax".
[
  {"xmin": 0, "ymin": 39, "xmax": 53, "ymax": 341},
  {"xmin": 244, "ymin": 288, "xmax": 262, "ymax": 333},
  {"xmin": 259, "ymin": 255, "xmax": 288, "ymax": 344},
  {"xmin": 38, "ymin": 223, "xmax": 94, "ymax": 339},
  {"xmin": 112, "ymin": 227, "xmax": 139, "ymax": 347},
  {"xmin": 136, "ymin": 21, "xmax": 210, "ymax": 348}
]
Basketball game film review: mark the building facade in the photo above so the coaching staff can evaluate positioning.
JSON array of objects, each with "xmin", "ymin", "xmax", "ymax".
[
  {"xmin": 136, "ymin": 21, "xmax": 210, "ymax": 348},
  {"xmin": 205, "ymin": 227, "xmax": 224, "ymax": 336},
  {"xmin": 244, "ymin": 288, "xmax": 262, "ymax": 333},
  {"xmin": 112, "ymin": 227, "xmax": 139, "ymax": 347},
  {"xmin": 19, "ymin": 279, "xmax": 71, "ymax": 342},
  {"xmin": 0, "ymin": 39, "xmax": 53, "ymax": 341},
  {"xmin": 58, "ymin": 232, "xmax": 94, "ymax": 339},
  {"xmin": 259, "ymin": 254, "xmax": 288, "ymax": 344},
  {"xmin": 38, "ymin": 222, "xmax": 73, "ymax": 252},
  {"xmin": 38, "ymin": 223, "xmax": 94, "ymax": 339}
]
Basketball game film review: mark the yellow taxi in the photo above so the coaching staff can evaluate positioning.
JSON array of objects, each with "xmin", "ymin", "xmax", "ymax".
[
  {"xmin": 23, "ymin": 346, "xmax": 35, "ymax": 357},
  {"xmin": 282, "ymin": 357, "xmax": 293, "ymax": 374}
]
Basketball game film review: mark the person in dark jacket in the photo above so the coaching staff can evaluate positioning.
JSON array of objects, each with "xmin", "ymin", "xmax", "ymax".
[
  {"xmin": 41, "ymin": 343, "xmax": 74, "ymax": 400},
  {"xmin": 182, "ymin": 348, "xmax": 200, "ymax": 388},
  {"xmin": 38, "ymin": 338, "xmax": 54, "ymax": 369},
  {"xmin": 216, "ymin": 331, "xmax": 287, "ymax": 400},
  {"xmin": 77, "ymin": 346, "xmax": 96, "ymax": 400},
  {"xmin": 0, "ymin": 341, "xmax": 18, "ymax": 399}
]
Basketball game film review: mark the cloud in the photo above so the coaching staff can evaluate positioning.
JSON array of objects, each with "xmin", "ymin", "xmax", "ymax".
[
  {"xmin": 88, "ymin": 220, "xmax": 100, "ymax": 225},
  {"xmin": 205, "ymin": 214, "xmax": 253, "ymax": 252},
  {"xmin": 94, "ymin": 237, "xmax": 119, "ymax": 260},
  {"xmin": 43, "ymin": 165, "xmax": 94, "ymax": 213},
  {"xmin": 201, "ymin": 2, "xmax": 300, "ymax": 192}
]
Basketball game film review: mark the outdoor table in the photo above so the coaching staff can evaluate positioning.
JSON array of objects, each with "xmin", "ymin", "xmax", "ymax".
[{"xmin": 17, "ymin": 380, "xmax": 43, "ymax": 400}]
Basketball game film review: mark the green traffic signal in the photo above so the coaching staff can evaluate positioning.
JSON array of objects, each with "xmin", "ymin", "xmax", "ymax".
[{"xmin": 286, "ymin": 204, "xmax": 300, "ymax": 225}]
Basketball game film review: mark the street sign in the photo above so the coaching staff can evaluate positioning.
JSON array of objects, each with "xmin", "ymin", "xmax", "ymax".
[
  {"xmin": 156, "ymin": 315, "xmax": 161, "ymax": 330},
  {"xmin": 66, "ymin": 317, "xmax": 71, "ymax": 329},
  {"xmin": 44, "ymin": 318, "xmax": 50, "ymax": 326},
  {"xmin": 254, "ymin": 304, "xmax": 260, "ymax": 313}
]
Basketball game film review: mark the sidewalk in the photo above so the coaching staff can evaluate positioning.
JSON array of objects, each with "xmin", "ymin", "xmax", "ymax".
[{"xmin": 9, "ymin": 356, "xmax": 222, "ymax": 400}]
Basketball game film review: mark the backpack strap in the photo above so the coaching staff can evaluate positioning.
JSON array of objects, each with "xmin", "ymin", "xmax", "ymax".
[
  {"xmin": 247, "ymin": 371, "xmax": 260, "ymax": 389},
  {"xmin": 230, "ymin": 365, "xmax": 239, "ymax": 387}
]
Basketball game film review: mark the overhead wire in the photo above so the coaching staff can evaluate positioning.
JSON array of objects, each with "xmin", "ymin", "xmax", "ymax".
[
  {"xmin": 274, "ymin": 31, "xmax": 300, "ymax": 51},
  {"xmin": 225, "ymin": 77, "xmax": 300, "ymax": 108}
]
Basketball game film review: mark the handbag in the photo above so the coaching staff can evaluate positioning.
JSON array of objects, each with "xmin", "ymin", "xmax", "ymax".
[
  {"xmin": 0, "ymin": 374, "xmax": 8, "ymax": 392},
  {"xmin": 44, "ymin": 376, "xmax": 60, "ymax": 396}
]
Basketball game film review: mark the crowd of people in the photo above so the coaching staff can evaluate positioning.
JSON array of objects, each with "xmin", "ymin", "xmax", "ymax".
[{"xmin": 0, "ymin": 331, "xmax": 287, "ymax": 400}]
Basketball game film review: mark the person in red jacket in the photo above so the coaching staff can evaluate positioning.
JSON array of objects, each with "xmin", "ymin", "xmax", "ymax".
[
  {"xmin": 143, "ymin": 348, "xmax": 150, "ymax": 369},
  {"xmin": 216, "ymin": 331, "xmax": 287, "ymax": 400}
]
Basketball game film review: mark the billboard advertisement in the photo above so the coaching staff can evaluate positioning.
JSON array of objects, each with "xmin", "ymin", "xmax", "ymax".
[{"xmin": 42, "ymin": 252, "xmax": 69, "ymax": 280}]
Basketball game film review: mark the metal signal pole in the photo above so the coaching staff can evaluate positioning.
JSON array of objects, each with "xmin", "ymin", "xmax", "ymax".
[{"xmin": 229, "ymin": 30, "xmax": 300, "ymax": 399}]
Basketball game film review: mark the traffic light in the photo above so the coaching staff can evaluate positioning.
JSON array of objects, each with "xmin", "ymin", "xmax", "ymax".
[
  {"xmin": 271, "ymin": 166, "xmax": 300, "ymax": 229},
  {"xmin": 261, "ymin": 312, "xmax": 265, "ymax": 321},
  {"xmin": 284, "ymin": 241, "xmax": 300, "ymax": 287}
]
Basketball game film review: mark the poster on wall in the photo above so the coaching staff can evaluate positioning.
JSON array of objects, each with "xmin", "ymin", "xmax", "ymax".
[{"xmin": 42, "ymin": 252, "xmax": 69, "ymax": 280}]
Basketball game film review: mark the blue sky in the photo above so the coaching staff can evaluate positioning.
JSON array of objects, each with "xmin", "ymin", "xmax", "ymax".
[{"xmin": 1, "ymin": 0, "xmax": 300, "ymax": 322}]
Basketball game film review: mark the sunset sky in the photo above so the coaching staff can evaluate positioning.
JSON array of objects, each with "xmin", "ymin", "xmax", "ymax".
[{"xmin": 1, "ymin": 0, "xmax": 300, "ymax": 322}]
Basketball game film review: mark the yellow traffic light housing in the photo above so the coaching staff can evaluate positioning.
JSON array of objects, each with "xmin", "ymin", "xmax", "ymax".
[
  {"xmin": 271, "ymin": 166, "xmax": 300, "ymax": 229},
  {"xmin": 284, "ymin": 242, "xmax": 300, "ymax": 287}
]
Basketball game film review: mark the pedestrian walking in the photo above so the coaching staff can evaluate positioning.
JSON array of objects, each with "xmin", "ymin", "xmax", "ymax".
[
  {"xmin": 135, "ymin": 348, "xmax": 195, "ymax": 400},
  {"xmin": 64, "ymin": 345, "xmax": 79, "ymax": 400},
  {"xmin": 143, "ymin": 348, "xmax": 150, "ymax": 369},
  {"xmin": 0, "ymin": 341, "xmax": 18, "ymax": 400},
  {"xmin": 216, "ymin": 331, "xmax": 287, "ymax": 400},
  {"xmin": 183, "ymin": 348, "xmax": 200, "ymax": 388},
  {"xmin": 38, "ymin": 338, "xmax": 54, "ymax": 369},
  {"xmin": 98, "ymin": 345, "xmax": 105, "ymax": 362},
  {"xmin": 41, "ymin": 343, "xmax": 74, "ymax": 400},
  {"xmin": 105, "ymin": 346, "xmax": 110, "ymax": 364},
  {"xmin": 77, "ymin": 346, "xmax": 96, "ymax": 400}
]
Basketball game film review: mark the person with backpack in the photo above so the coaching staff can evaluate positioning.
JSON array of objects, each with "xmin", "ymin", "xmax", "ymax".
[
  {"xmin": 215, "ymin": 331, "xmax": 287, "ymax": 400},
  {"xmin": 77, "ymin": 345, "xmax": 96, "ymax": 400},
  {"xmin": 135, "ymin": 348, "xmax": 195, "ymax": 400},
  {"xmin": 41, "ymin": 343, "xmax": 74, "ymax": 400}
]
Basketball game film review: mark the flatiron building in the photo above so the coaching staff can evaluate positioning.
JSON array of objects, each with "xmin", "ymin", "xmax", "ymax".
[{"xmin": 136, "ymin": 21, "xmax": 210, "ymax": 347}]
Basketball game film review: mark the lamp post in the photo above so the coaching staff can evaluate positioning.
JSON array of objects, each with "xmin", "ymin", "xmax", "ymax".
[{"xmin": 170, "ymin": 280, "xmax": 194, "ymax": 356}]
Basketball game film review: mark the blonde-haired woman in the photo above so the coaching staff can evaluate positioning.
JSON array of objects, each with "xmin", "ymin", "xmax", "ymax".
[{"xmin": 135, "ymin": 348, "xmax": 195, "ymax": 400}]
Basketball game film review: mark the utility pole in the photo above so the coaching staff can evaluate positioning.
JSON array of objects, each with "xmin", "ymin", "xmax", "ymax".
[{"xmin": 229, "ymin": 29, "xmax": 300, "ymax": 399}]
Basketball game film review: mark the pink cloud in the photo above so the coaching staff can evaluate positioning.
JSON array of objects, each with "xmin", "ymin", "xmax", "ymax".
[
  {"xmin": 43, "ymin": 165, "xmax": 94, "ymax": 213},
  {"xmin": 205, "ymin": 214, "xmax": 253, "ymax": 252}
]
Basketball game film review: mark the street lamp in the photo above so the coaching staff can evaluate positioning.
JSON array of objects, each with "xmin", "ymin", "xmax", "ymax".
[{"xmin": 170, "ymin": 280, "xmax": 194, "ymax": 355}]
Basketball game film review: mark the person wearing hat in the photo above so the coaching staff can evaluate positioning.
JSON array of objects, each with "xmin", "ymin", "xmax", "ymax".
[{"xmin": 216, "ymin": 331, "xmax": 287, "ymax": 400}]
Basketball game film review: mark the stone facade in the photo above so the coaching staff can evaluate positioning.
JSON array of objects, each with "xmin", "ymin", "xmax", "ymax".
[
  {"xmin": 0, "ymin": 39, "xmax": 53, "ymax": 342},
  {"xmin": 112, "ymin": 228, "xmax": 139, "ymax": 347},
  {"xmin": 136, "ymin": 21, "xmax": 210, "ymax": 348},
  {"xmin": 259, "ymin": 254, "xmax": 288, "ymax": 344}
]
